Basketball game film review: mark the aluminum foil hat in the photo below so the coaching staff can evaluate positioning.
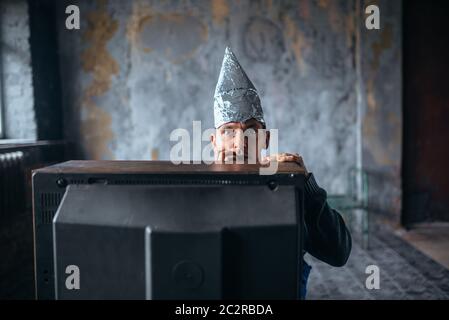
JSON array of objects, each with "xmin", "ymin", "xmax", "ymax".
[{"xmin": 213, "ymin": 47, "xmax": 265, "ymax": 129}]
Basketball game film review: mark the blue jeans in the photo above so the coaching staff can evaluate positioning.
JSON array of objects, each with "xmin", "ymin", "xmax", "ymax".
[{"xmin": 300, "ymin": 260, "xmax": 312, "ymax": 299}]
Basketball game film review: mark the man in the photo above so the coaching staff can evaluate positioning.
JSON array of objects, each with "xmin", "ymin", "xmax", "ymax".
[{"xmin": 210, "ymin": 47, "xmax": 352, "ymax": 299}]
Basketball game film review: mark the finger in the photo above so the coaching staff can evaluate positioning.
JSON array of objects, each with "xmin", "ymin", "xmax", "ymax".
[
  {"xmin": 279, "ymin": 156, "xmax": 298, "ymax": 162},
  {"xmin": 283, "ymin": 155, "xmax": 296, "ymax": 159}
]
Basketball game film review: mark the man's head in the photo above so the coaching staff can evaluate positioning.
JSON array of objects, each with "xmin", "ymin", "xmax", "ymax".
[
  {"xmin": 212, "ymin": 47, "xmax": 268, "ymax": 163},
  {"xmin": 210, "ymin": 118, "xmax": 270, "ymax": 163}
]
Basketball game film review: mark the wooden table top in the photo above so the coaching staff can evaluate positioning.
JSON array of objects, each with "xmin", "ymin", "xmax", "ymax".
[{"xmin": 33, "ymin": 160, "xmax": 306, "ymax": 175}]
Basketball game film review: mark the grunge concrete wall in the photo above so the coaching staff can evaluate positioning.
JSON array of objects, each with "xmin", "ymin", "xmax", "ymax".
[
  {"xmin": 56, "ymin": 0, "xmax": 402, "ymax": 218},
  {"xmin": 0, "ymin": 0, "xmax": 36, "ymax": 140},
  {"xmin": 360, "ymin": 0, "xmax": 402, "ymax": 217}
]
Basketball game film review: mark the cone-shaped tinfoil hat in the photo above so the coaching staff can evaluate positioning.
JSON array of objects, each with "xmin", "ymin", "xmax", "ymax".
[{"xmin": 213, "ymin": 47, "xmax": 265, "ymax": 128}]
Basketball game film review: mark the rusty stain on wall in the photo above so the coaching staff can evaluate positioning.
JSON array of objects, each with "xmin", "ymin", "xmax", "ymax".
[
  {"xmin": 283, "ymin": 15, "xmax": 309, "ymax": 74},
  {"xmin": 80, "ymin": 0, "xmax": 118, "ymax": 159},
  {"xmin": 127, "ymin": 2, "xmax": 152, "ymax": 48},
  {"xmin": 371, "ymin": 24, "xmax": 393, "ymax": 70},
  {"xmin": 211, "ymin": 0, "xmax": 229, "ymax": 26}
]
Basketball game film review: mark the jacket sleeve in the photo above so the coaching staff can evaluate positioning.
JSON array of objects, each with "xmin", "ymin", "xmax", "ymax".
[{"xmin": 302, "ymin": 173, "xmax": 352, "ymax": 267}]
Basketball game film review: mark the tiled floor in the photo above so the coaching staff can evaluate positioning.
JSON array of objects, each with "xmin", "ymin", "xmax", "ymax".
[{"xmin": 306, "ymin": 222, "xmax": 449, "ymax": 299}]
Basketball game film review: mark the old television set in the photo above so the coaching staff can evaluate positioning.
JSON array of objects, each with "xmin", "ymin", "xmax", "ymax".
[{"xmin": 32, "ymin": 161, "xmax": 306, "ymax": 299}]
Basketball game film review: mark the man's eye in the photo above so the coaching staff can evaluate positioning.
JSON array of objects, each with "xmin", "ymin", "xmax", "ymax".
[{"xmin": 245, "ymin": 129, "xmax": 256, "ymax": 136}]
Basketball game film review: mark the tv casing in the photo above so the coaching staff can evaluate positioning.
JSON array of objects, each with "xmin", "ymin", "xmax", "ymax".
[{"xmin": 32, "ymin": 161, "xmax": 306, "ymax": 300}]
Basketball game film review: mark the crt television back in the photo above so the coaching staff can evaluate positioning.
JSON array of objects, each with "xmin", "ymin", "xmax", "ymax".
[{"xmin": 32, "ymin": 161, "xmax": 306, "ymax": 299}]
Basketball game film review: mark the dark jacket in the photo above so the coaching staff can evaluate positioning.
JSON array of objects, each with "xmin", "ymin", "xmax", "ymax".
[{"xmin": 303, "ymin": 173, "xmax": 352, "ymax": 267}]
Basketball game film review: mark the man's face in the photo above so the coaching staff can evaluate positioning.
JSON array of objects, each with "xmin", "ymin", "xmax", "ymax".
[{"xmin": 210, "ymin": 118, "xmax": 270, "ymax": 163}]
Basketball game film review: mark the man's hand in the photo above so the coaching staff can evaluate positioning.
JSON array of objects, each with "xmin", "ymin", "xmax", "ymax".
[{"xmin": 263, "ymin": 153, "xmax": 309, "ymax": 177}]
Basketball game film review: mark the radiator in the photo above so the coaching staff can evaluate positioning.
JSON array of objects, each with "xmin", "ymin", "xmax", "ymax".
[{"xmin": 0, "ymin": 151, "xmax": 26, "ymax": 219}]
